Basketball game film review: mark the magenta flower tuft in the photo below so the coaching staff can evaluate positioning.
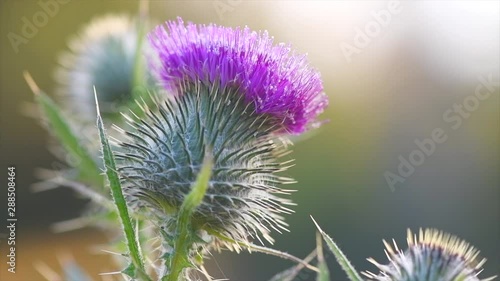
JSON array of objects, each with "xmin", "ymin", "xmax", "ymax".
[{"xmin": 148, "ymin": 18, "xmax": 328, "ymax": 134}]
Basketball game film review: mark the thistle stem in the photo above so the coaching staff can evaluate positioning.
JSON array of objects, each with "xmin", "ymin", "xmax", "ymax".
[
  {"xmin": 164, "ymin": 154, "xmax": 213, "ymax": 281},
  {"xmin": 132, "ymin": 0, "xmax": 149, "ymax": 99},
  {"xmin": 164, "ymin": 230, "xmax": 190, "ymax": 281}
]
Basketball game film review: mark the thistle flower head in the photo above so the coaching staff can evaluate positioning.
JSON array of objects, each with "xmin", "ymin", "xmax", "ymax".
[
  {"xmin": 148, "ymin": 18, "xmax": 328, "ymax": 134},
  {"xmin": 117, "ymin": 89, "xmax": 295, "ymax": 248},
  {"xmin": 116, "ymin": 19, "xmax": 328, "ymax": 250},
  {"xmin": 55, "ymin": 14, "xmax": 152, "ymax": 120},
  {"xmin": 363, "ymin": 228, "xmax": 496, "ymax": 281}
]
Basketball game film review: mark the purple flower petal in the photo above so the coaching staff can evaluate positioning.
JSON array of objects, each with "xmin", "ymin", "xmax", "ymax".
[{"xmin": 149, "ymin": 18, "xmax": 328, "ymax": 134}]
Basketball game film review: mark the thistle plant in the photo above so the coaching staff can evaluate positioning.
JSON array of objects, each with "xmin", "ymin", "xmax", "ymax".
[
  {"xmin": 55, "ymin": 14, "xmax": 154, "ymax": 123},
  {"xmin": 24, "ymin": 4, "xmax": 160, "ymax": 277},
  {"xmin": 114, "ymin": 18, "xmax": 328, "ymax": 280},
  {"xmin": 27, "ymin": 3, "xmax": 157, "ymax": 226},
  {"xmin": 23, "ymin": 4, "xmax": 497, "ymax": 281},
  {"xmin": 28, "ymin": 11, "xmax": 154, "ymax": 193},
  {"xmin": 363, "ymin": 228, "xmax": 496, "ymax": 281},
  {"xmin": 313, "ymin": 218, "xmax": 496, "ymax": 281}
]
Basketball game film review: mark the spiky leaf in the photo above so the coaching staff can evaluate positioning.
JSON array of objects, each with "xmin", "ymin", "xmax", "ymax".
[
  {"xmin": 95, "ymin": 89, "xmax": 150, "ymax": 281},
  {"xmin": 316, "ymin": 231, "xmax": 330, "ymax": 281},
  {"xmin": 25, "ymin": 72, "xmax": 102, "ymax": 187},
  {"xmin": 311, "ymin": 216, "xmax": 362, "ymax": 281}
]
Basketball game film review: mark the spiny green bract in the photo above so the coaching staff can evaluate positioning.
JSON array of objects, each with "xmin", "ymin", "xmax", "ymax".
[
  {"xmin": 115, "ymin": 82, "xmax": 296, "ymax": 249},
  {"xmin": 363, "ymin": 228, "xmax": 496, "ymax": 281}
]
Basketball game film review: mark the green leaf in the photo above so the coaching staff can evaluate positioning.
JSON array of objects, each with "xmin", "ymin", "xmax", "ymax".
[
  {"xmin": 164, "ymin": 154, "xmax": 213, "ymax": 281},
  {"xmin": 24, "ymin": 71, "xmax": 103, "ymax": 188},
  {"xmin": 311, "ymin": 216, "xmax": 363, "ymax": 281},
  {"xmin": 316, "ymin": 231, "xmax": 330, "ymax": 281},
  {"xmin": 95, "ymin": 88, "xmax": 150, "ymax": 281}
]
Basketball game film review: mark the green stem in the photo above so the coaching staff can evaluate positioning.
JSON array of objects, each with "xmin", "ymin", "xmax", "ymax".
[
  {"xmin": 164, "ymin": 228, "xmax": 190, "ymax": 281},
  {"xmin": 164, "ymin": 154, "xmax": 213, "ymax": 281},
  {"xmin": 132, "ymin": 0, "xmax": 148, "ymax": 99}
]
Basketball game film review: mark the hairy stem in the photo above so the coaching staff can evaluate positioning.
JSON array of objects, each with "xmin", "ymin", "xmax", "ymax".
[{"xmin": 164, "ymin": 154, "xmax": 213, "ymax": 281}]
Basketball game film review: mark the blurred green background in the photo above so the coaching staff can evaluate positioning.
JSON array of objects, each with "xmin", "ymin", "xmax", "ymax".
[{"xmin": 0, "ymin": 1, "xmax": 498, "ymax": 280}]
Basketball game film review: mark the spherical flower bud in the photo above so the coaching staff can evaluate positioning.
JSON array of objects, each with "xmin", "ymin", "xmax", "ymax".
[
  {"xmin": 363, "ymin": 228, "xmax": 496, "ymax": 281},
  {"xmin": 116, "ymin": 18, "xmax": 328, "ymax": 248},
  {"xmin": 55, "ymin": 14, "xmax": 153, "ymax": 121}
]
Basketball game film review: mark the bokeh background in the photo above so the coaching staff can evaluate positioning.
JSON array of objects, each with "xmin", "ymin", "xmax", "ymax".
[{"xmin": 1, "ymin": 1, "xmax": 498, "ymax": 280}]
